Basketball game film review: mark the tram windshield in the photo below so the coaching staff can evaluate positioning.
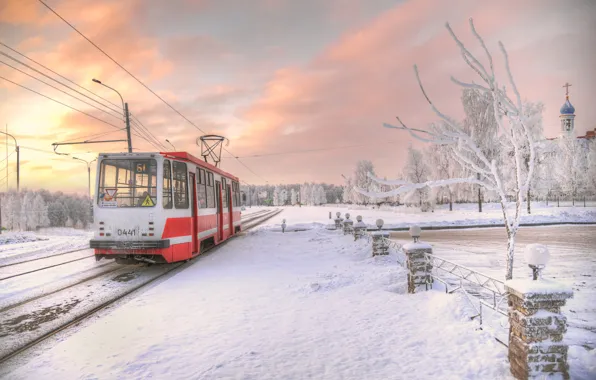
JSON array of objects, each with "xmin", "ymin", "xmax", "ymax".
[{"xmin": 98, "ymin": 159, "xmax": 158, "ymax": 208}]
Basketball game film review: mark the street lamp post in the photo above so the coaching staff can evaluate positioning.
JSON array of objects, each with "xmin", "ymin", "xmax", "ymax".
[
  {"xmin": 165, "ymin": 139, "xmax": 176, "ymax": 151},
  {"xmin": 0, "ymin": 131, "xmax": 19, "ymax": 192},
  {"xmin": 73, "ymin": 157, "xmax": 97, "ymax": 199},
  {"xmin": 92, "ymin": 78, "xmax": 132, "ymax": 153}
]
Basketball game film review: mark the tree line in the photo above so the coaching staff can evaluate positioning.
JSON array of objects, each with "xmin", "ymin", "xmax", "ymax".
[{"xmin": 1, "ymin": 189, "xmax": 92, "ymax": 231}]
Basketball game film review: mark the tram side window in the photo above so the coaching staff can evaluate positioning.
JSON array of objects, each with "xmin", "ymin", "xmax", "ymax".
[
  {"xmin": 234, "ymin": 181, "xmax": 240, "ymax": 207},
  {"xmin": 163, "ymin": 160, "xmax": 173, "ymax": 209},
  {"xmin": 222, "ymin": 180, "xmax": 228, "ymax": 209},
  {"xmin": 173, "ymin": 161, "xmax": 189, "ymax": 209},
  {"xmin": 206, "ymin": 171, "xmax": 215, "ymax": 208},
  {"xmin": 197, "ymin": 168, "xmax": 207, "ymax": 208},
  {"xmin": 236, "ymin": 182, "xmax": 240, "ymax": 206}
]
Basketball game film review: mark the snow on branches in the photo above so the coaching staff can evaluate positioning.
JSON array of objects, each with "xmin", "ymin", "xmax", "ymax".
[{"xmin": 355, "ymin": 18, "xmax": 540, "ymax": 280}]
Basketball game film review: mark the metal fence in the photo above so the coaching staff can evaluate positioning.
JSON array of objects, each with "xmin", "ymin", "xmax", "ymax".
[{"xmin": 374, "ymin": 235, "xmax": 509, "ymax": 347}]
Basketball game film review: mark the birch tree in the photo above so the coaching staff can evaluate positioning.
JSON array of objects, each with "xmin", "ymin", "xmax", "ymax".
[
  {"xmin": 290, "ymin": 188, "xmax": 297, "ymax": 205},
  {"xmin": 427, "ymin": 142, "xmax": 461, "ymax": 210},
  {"xmin": 402, "ymin": 145, "xmax": 430, "ymax": 208},
  {"xmin": 353, "ymin": 160, "xmax": 375, "ymax": 205},
  {"xmin": 555, "ymin": 136, "xmax": 588, "ymax": 204},
  {"xmin": 355, "ymin": 18, "xmax": 540, "ymax": 280}
]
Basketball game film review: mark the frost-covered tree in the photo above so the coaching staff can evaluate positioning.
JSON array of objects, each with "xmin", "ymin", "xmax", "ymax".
[
  {"xmin": 402, "ymin": 145, "xmax": 430, "ymax": 208},
  {"xmin": 356, "ymin": 18, "xmax": 540, "ymax": 280},
  {"xmin": 427, "ymin": 142, "xmax": 461, "ymax": 210},
  {"xmin": 587, "ymin": 141, "xmax": 596, "ymax": 197},
  {"xmin": 33, "ymin": 193, "xmax": 50, "ymax": 228},
  {"xmin": 75, "ymin": 219, "xmax": 84, "ymax": 229},
  {"xmin": 65, "ymin": 217, "xmax": 74, "ymax": 228},
  {"xmin": 273, "ymin": 187, "xmax": 280, "ymax": 206},
  {"xmin": 555, "ymin": 135, "xmax": 588, "ymax": 204},
  {"xmin": 4, "ymin": 192, "xmax": 21, "ymax": 230},
  {"xmin": 290, "ymin": 188, "xmax": 297, "ymax": 205},
  {"xmin": 353, "ymin": 160, "xmax": 375, "ymax": 205}
]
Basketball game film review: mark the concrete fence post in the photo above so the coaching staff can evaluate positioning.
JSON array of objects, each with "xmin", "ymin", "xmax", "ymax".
[
  {"xmin": 505, "ymin": 244, "xmax": 574, "ymax": 380},
  {"xmin": 402, "ymin": 225, "xmax": 432, "ymax": 294},
  {"xmin": 343, "ymin": 213, "xmax": 354, "ymax": 235},
  {"xmin": 353, "ymin": 215, "xmax": 366, "ymax": 240},
  {"xmin": 334, "ymin": 211, "xmax": 343, "ymax": 229},
  {"xmin": 371, "ymin": 231, "xmax": 390, "ymax": 256}
]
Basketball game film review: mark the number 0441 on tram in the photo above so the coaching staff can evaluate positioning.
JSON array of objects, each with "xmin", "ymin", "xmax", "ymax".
[{"xmin": 90, "ymin": 151, "xmax": 242, "ymax": 264}]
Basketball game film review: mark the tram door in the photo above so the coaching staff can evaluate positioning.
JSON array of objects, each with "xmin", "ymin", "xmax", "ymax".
[
  {"xmin": 228, "ymin": 186, "xmax": 234, "ymax": 235},
  {"xmin": 215, "ymin": 180, "xmax": 223, "ymax": 241},
  {"xmin": 189, "ymin": 173, "xmax": 198, "ymax": 254}
]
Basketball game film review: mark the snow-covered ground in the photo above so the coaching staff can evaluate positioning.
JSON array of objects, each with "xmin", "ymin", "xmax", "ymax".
[
  {"xmin": 242, "ymin": 202, "xmax": 596, "ymax": 230},
  {"xmin": 4, "ymin": 224, "xmax": 516, "ymax": 379},
  {"xmin": 0, "ymin": 228, "xmax": 93, "ymax": 263},
  {"xmin": 2, "ymin": 207, "xmax": 594, "ymax": 379}
]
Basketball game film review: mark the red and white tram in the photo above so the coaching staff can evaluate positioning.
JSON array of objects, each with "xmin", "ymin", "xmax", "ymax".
[{"xmin": 90, "ymin": 151, "xmax": 242, "ymax": 264}]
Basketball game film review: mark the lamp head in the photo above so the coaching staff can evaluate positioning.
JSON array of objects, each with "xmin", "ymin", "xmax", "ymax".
[
  {"xmin": 409, "ymin": 225, "xmax": 422, "ymax": 242},
  {"xmin": 376, "ymin": 219, "xmax": 384, "ymax": 230},
  {"xmin": 524, "ymin": 244, "xmax": 550, "ymax": 280}
]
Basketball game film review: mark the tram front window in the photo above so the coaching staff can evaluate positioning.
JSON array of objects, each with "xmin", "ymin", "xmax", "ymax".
[{"xmin": 98, "ymin": 159, "xmax": 157, "ymax": 207}]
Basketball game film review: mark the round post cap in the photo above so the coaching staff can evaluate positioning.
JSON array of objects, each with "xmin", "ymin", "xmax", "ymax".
[
  {"xmin": 376, "ymin": 219, "xmax": 384, "ymax": 228},
  {"xmin": 524, "ymin": 244, "xmax": 550, "ymax": 266},
  {"xmin": 409, "ymin": 225, "xmax": 422, "ymax": 238}
]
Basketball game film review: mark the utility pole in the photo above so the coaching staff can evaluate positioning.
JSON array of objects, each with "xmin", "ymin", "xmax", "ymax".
[
  {"xmin": 92, "ymin": 79, "xmax": 133, "ymax": 153},
  {"xmin": 73, "ymin": 157, "xmax": 97, "ymax": 198},
  {"xmin": 125, "ymin": 103, "xmax": 132, "ymax": 153},
  {"xmin": 477, "ymin": 172, "xmax": 482, "ymax": 213},
  {"xmin": 0, "ymin": 131, "xmax": 19, "ymax": 192}
]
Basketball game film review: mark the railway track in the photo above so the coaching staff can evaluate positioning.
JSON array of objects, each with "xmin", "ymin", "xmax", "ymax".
[
  {"xmin": 0, "ymin": 208, "xmax": 282, "ymax": 366},
  {"xmin": 0, "ymin": 209, "xmax": 277, "ymax": 283},
  {"xmin": 0, "ymin": 248, "xmax": 91, "ymax": 269}
]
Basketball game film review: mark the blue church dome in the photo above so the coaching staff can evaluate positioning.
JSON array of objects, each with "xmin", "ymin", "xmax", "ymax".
[{"xmin": 560, "ymin": 98, "xmax": 575, "ymax": 115}]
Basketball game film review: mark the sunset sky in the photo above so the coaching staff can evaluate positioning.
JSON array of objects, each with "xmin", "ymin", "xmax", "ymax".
[{"xmin": 1, "ymin": 0, "xmax": 595, "ymax": 194}]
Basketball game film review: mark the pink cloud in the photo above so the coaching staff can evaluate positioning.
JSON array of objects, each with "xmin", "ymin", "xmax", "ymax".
[{"xmin": 229, "ymin": 0, "xmax": 595, "ymax": 184}]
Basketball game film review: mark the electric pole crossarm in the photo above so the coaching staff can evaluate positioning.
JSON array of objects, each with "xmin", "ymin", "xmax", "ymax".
[{"xmin": 51, "ymin": 140, "xmax": 128, "ymax": 156}]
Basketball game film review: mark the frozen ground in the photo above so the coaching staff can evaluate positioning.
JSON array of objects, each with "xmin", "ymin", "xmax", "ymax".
[
  {"xmin": 243, "ymin": 202, "xmax": 596, "ymax": 230},
  {"xmin": 4, "ymin": 225, "xmax": 515, "ymax": 380},
  {"xmin": 0, "ymin": 228, "xmax": 93, "ymax": 263}
]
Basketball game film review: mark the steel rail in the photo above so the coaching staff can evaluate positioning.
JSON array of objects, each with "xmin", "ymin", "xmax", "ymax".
[{"xmin": 0, "ymin": 210, "xmax": 281, "ymax": 365}]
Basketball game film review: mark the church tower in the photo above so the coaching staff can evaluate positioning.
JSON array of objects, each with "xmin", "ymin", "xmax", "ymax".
[{"xmin": 560, "ymin": 82, "xmax": 575, "ymax": 136}]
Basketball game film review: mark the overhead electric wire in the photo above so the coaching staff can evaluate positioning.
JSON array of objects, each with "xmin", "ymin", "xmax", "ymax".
[
  {"xmin": 37, "ymin": 0, "xmax": 267, "ymax": 183},
  {"xmin": 0, "ymin": 41, "xmax": 121, "ymax": 110},
  {"xmin": 60, "ymin": 128, "xmax": 127, "ymax": 144},
  {"xmin": 129, "ymin": 121, "xmax": 164, "ymax": 151},
  {"xmin": 1, "ymin": 41, "xmax": 162, "ymax": 152},
  {"xmin": 130, "ymin": 114, "xmax": 166, "ymax": 150},
  {"xmin": 130, "ymin": 127, "xmax": 163, "ymax": 151},
  {"xmin": 0, "ymin": 58, "xmax": 123, "ymax": 121},
  {"xmin": 129, "ymin": 115, "xmax": 167, "ymax": 150},
  {"xmin": 0, "ymin": 75, "xmax": 123, "ymax": 132},
  {"xmin": 0, "ymin": 151, "xmax": 15, "ymax": 164},
  {"xmin": 0, "ymin": 50, "xmax": 123, "ymax": 117},
  {"xmin": 224, "ymin": 140, "xmax": 404, "ymax": 159}
]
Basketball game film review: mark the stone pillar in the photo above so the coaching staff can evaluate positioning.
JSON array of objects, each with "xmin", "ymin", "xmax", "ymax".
[
  {"xmin": 343, "ymin": 213, "xmax": 354, "ymax": 235},
  {"xmin": 371, "ymin": 231, "xmax": 389, "ymax": 256},
  {"xmin": 353, "ymin": 215, "xmax": 366, "ymax": 240},
  {"xmin": 505, "ymin": 279, "xmax": 574, "ymax": 380},
  {"xmin": 334, "ymin": 217, "xmax": 342, "ymax": 229},
  {"xmin": 402, "ymin": 242, "xmax": 433, "ymax": 294}
]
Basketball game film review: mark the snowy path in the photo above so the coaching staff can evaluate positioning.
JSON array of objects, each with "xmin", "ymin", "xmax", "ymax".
[{"xmin": 3, "ymin": 226, "xmax": 511, "ymax": 379}]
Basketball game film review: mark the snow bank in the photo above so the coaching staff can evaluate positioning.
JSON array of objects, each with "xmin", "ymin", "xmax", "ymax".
[
  {"xmin": 252, "ymin": 204, "xmax": 596, "ymax": 230},
  {"xmin": 4, "ymin": 225, "xmax": 512, "ymax": 379},
  {"xmin": 0, "ymin": 232, "xmax": 48, "ymax": 245}
]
